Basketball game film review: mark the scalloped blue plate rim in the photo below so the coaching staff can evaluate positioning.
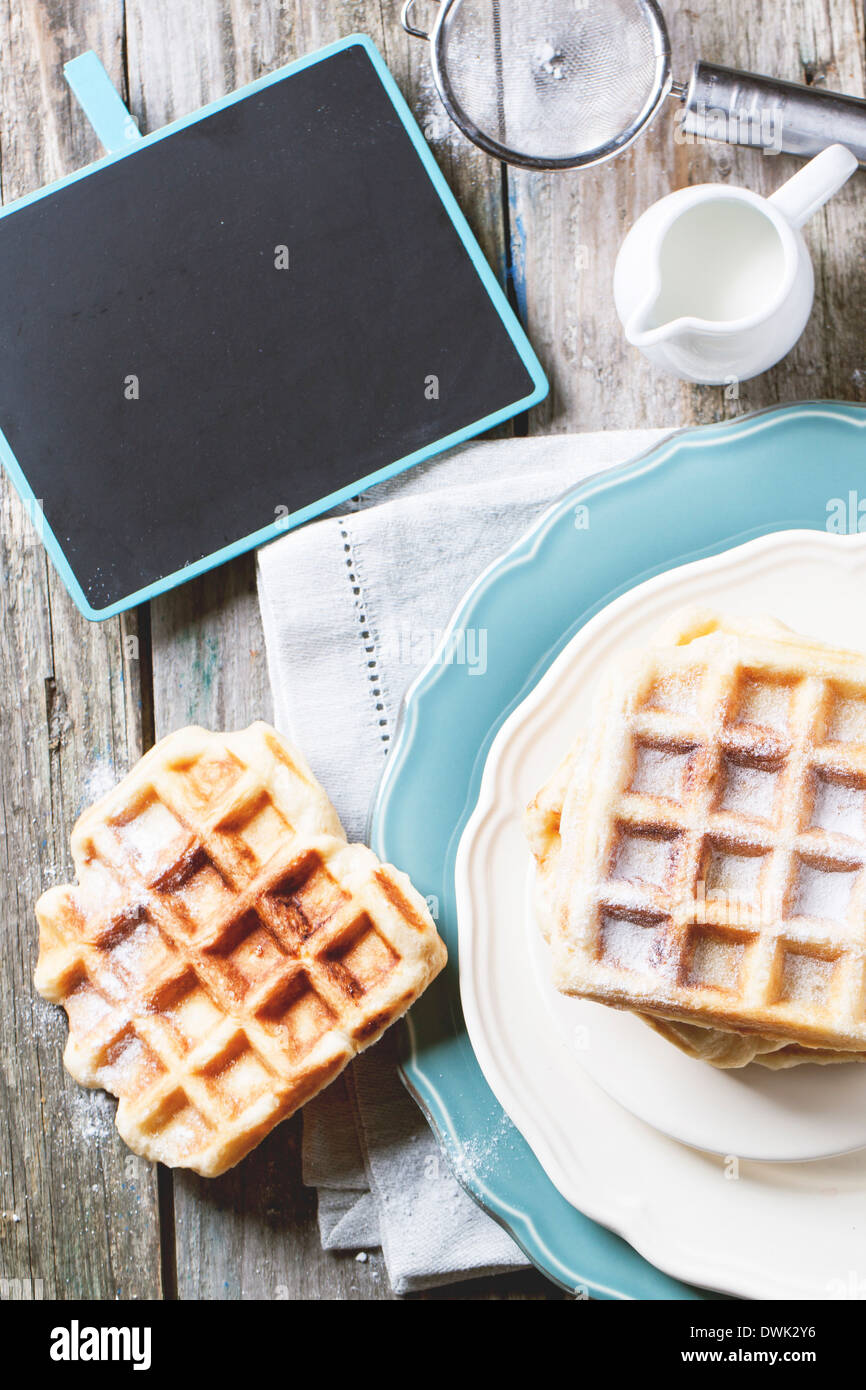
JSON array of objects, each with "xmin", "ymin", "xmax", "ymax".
[{"xmin": 368, "ymin": 400, "xmax": 866, "ymax": 1300}]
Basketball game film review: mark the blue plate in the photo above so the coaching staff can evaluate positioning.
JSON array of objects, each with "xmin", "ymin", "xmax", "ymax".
[{"xmin": 368, "ymin": 402, "xmax": 866, "ymax": 1299}]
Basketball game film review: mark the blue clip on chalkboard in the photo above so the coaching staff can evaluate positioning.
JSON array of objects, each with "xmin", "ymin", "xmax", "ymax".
[{"xmin": 0, "ymin": 36, "xmax": 547, "ymax": 620}]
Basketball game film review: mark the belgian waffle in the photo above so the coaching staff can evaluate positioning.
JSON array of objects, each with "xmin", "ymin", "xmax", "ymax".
[
  {"xmin": 640, "ymin": 1013, "xmax": 866, "ymax": 1069},
  {"xmin": 527, "ymin": 610, "xmax": 866, "ymax": 1063},
  {"xmin": 35, "ymin": 723, "xmax": 446, "ymax": 1175}
]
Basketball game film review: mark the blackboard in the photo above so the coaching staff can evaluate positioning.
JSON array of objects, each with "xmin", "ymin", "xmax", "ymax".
[{"xmin": 0, "ymin": 38, "xmax": 545, "ymax": 618}]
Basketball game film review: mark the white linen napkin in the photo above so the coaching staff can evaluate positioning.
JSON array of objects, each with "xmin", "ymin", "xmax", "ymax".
[{"xmin": 257, "ymin": 427, "xmax": 667, "ymax": 1293}]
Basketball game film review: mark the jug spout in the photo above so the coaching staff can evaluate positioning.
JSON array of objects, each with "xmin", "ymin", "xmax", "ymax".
[
  {"xmin": 624, "ymin": 294, "xmax": 681, "ymax": 348},
  {"xmin": 769, "ymin": 143, "xmax": 858, "ymax": 228}
]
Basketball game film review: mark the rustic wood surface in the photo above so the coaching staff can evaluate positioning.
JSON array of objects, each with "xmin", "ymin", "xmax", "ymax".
[{"xmin": 1, "ymin": 0, "xmax": 864, "ymax": 1301}]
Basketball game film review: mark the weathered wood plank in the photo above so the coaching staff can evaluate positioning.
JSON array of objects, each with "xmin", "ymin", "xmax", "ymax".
[
  {"xmin": 125, "ymin": 0, "xmax": 542, "ymax": 1299},
  {"xmin": 509, "ymin": 0, "xmax": 866, "ymax": 434},
  {"xmin": 15, "ymin": 0, "xmax": 861, "ymax": 1303},
  {"xmin": 0, "ymin": 0, "xmax": 161, "ymax": 1300}
]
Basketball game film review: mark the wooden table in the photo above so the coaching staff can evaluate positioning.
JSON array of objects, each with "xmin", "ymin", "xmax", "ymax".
[{"xmin": 1, "ymin": 0, "xmax": 864, "ymax": 1302}]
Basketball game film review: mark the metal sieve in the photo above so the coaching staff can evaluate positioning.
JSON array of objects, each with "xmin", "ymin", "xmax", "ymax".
[{"xmin": 402, "ymin": 0, "xmax": 866, "ymax": 170}]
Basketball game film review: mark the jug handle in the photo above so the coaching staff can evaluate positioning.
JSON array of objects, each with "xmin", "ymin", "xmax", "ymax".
[{"xmin": 769, "ymin": 143, "xmax": 858, "ymax": 228}]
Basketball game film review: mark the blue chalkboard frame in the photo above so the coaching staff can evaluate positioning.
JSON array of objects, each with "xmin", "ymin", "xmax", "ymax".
[{"xmin": 0, "ymin": 36, "xmax": 548, "ymax": 621}]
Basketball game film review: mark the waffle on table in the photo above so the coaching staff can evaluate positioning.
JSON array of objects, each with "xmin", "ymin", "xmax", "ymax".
[
  {"xmin": 526, "ymin": 610, "xmax": 866, "ymax": 1067},
  {"xmin": 35, "ymin": 723, "xmax": 446, "ymax": 1175}
]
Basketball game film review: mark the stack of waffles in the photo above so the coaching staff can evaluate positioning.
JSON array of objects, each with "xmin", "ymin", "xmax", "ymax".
[
  {"xmin": 35, "ymin": 723, "xmax": 446, "ymax": 1174},
  {"xmin": 527, "ymin": 609, "xmax": 866, "ymax": 1068}
]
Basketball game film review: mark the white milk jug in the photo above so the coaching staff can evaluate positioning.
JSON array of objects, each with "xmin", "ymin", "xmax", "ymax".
[{"xmin": 613, "ymin": 144, "xmax": 858, "ymax": 385}]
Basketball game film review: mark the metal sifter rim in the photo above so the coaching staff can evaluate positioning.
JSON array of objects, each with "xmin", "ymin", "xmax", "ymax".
[{"xmin": 404, "ymin": 0, "xmax": 674, "ymax": 171}]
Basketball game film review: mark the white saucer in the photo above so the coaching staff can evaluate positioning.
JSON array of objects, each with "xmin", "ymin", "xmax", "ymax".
[
  {"xmin": 457, "ymin": 529, "xmax": 866, "ymax": 1298},
  {"xmin": 525, "ymin": 870, "xmax": 866, "ymax": 1162}
]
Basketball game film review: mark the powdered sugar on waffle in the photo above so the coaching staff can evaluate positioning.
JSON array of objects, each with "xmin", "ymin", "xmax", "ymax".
[
  {"xmin": 811, "ymin": 775, "xmax": 866, "ymax": 839},
  {"xmin": 719, "ymin": 759, "xmax": 778, "ymax": 820},
  {"xmin": 34, "ymin": 724, "xmax": 447, "ymax": 1175},
  {"xmin": 631, "ymin": 744, "xmax": 692, "ymax": 800},
  {"xmin": 529, "ymin": 607, "xmax": 866, "ymax": 1064}
]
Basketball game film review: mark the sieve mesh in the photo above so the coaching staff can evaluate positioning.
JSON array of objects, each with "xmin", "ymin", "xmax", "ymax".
[{"xmin": 432, "ymin": 0, "xmax": 669, "ymax": 166}]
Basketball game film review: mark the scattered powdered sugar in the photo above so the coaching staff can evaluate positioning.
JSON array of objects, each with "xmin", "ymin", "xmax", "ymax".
[
  {"xmin": 97, "ymin": 1034, "xmax": 152, "ymax": 1097},
  {"xmin": 810, "ymin": 775, "xmax": 866, "ymax": 840},
  {"xmin": 107, "ymin": 916, "xmax": 163, "ymax": 980},
  {"xmin": 158, "ymin": 1102, "xmax": 209, "ymax": 1159},
  {"xmin": 76, "ymin": 858, "xmax": 123, "ymax": 917},
  {"xmin": 719, "ymin": 759, "xmax": 778, "ymax": 820},
  {"xmin": 780, "ymin": 952, "xmax": 834, "ymax": 1005},
  {"xmin": 734, "ymin": 678, "xmax": 791, "ymax": 732},
  {"xmin": 413, "ymin": 64, "xmax": 469, "ymax": 153},
  {"xmin": 78, "ymin": 758, "xmax": 120, "ymax": 812},
  {"xmin": 114, "ymin": 798, "xmax": 187, "ymax": 878},
  {"xmin": 611, "ymin": 830, "xmax": 672, "ymax": 887},
  {"xmin": 536, "ymin": 40, "xmax": 566, "ymax": 79},
  {"xmin": 630, "ymin": 743, "xmax": 691, "ymax": 801},
  {"xmin": 66, "ymin": 1085, "xmax": 116, "ymax": 1145},
  {"xmin": 704, "ymin": 845, "xmax": 765, "ymax": 900},
  {"xmin": 30, "ymin": 993, "xmax": 68, "ymax": 1048},
  {"xmin": 448, "ymin": 1109, "xmax": 519, "ymax": 1186},
  {"xmin": 688, "ymin": 933, "xmax": 745, "ymax": 992},
  {"xmin": 828, "ymin": 693, "xmax": 866, "ymax": 746},
  {"xmin": 600, "ymin": 914, "xmax": 658, "ymax": 974},
  {"xmin": 38, "ymin": 859, "xmax": 65, "ymax": 891},
  {"xmin": 66, "ymin": 983, "xmax": 113, "ymax": 1035},
  {"xmin": 645, "ymin": 670, "xmax": 700, "ymax": 716},
  {"xmin": 792, "ymin": 860, "xmax": 858, "ymax": 924}
]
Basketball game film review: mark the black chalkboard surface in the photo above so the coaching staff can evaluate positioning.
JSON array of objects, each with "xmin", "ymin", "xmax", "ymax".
[{"xmin": 0, "ymin": 38, "xmax": 545, "ymax": 618}]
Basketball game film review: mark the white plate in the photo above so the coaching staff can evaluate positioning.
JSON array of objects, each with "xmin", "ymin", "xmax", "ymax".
[
  {"xmin": 457, "ymin": 529, "xmax": 866, "ymax": 1299},
  {"xmin": 524, "ymin": 872, "xmax": 866, "ymax": 1162}
]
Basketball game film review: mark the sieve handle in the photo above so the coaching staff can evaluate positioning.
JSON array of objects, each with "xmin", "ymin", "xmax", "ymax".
[
  {"xmin": 680, "ymin": 61, "xmax": 866, "ymax": 164},
  {"xmin": 401, "ymin": 0, "xmax": 435, "ymax": 41}
]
